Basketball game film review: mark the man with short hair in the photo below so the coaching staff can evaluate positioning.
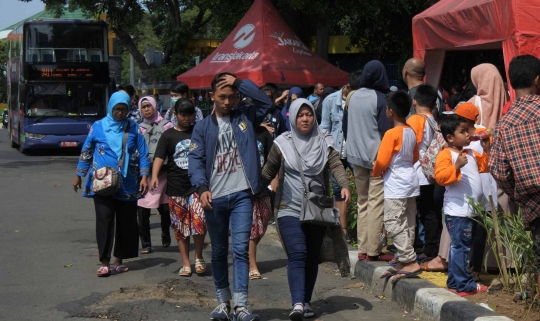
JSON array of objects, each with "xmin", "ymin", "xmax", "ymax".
[
  {"xmin": 164, "ymin": 82, "xmax": 204, "ymax": 125},
  {"xmin": 489, "ymin": 54, "xmax": 540, "ymax": 295},
  {"xmin": 402, "ymin": 58, "xmax": 443, "ymax": 118},
  {"xmin": 189, "ymin": 72, "xmax": 271, "ymax": 321},
  {"xmin": 346, "ymin": 60, "xmax": 393, "ymax": 261},
  {"xmin": 320, "ymin": 71, "xmax": 361, "ymax": 241},
  {"xmin": 308, "ymin": 83, "xmax": 324, "ymax": 103}
]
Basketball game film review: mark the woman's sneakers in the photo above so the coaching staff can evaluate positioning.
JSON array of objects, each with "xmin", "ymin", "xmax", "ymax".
[
  {"xmin": 303, "ymin": 302, "xmax": 316, "ymax": 319},
  {"xmin": 289, "ymin": 303, "xmax": 304, "ymax": 321},
  {"xmin": 210, "ymin": 303, "xmax": 231, "ymax": 321}
]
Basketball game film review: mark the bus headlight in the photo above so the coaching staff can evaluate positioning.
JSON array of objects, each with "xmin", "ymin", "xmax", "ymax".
[{"xmin": 26, "ymin": 133, "xmax": 46, "ymax": 140}]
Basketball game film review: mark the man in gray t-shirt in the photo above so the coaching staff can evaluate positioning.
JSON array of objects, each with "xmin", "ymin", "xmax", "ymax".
[{"xmin": 210, "ymin": 116, "xmax": 249, "ymax": 198}]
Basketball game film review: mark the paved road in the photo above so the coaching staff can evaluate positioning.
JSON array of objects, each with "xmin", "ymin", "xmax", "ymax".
[{"xmin": 0, "ymin": 128, "xmax": 416, "ymax": 321}]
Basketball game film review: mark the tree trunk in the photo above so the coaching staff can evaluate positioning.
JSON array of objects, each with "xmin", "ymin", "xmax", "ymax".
[
  {"xmin": 113, "ymin": 27, "xmax": 150, "ymax": 72},
  {"xmin": 315, "ymin": 13, "xmax": 329, "ymax": 61}
]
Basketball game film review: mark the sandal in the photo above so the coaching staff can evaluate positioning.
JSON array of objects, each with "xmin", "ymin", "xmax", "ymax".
[
  {"xmin": 390, "ymin": 270, "xmax": 422, "ymax": 284},
  {"xmin": 380, "ymin": 268, "xmax": 399, "ymax": 279},
  {"xmin": 97, "ymin": 265, "xmax": 110, "ymax": 277},
  {"xmin": 112, "ymin": 265, "xmax": 129, "ymax": 274},
  {"xmin": 179, "ymin": 266, "xmax": 192, "ymax": 277},
  {"xmin": 249, "ymin": 270, "xmax": 261, "ymax": 280},
  {"xmin": 195, "ymin": 259, "xmax": 206, "ymax": 275},
  {"xmin": 162, "ymin": 233, "xmax": 171, "ymax": 248},
  {"xmin": 140, "ymin": 247, "xmax": 152, "ymax": 254}
]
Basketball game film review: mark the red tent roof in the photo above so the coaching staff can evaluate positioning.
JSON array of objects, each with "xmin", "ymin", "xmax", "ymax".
[
  {"xmin": 412, "ymin": 0, "xmax": 540, "ymax": 99},
  {"xmin": 177, "ymin": 0, "xmax": 349, "ymax": 89}
]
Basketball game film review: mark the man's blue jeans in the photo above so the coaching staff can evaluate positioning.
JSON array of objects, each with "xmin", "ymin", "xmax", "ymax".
[
  {"xmin": 205, "ymin": 190, "xmax": 253, "ymax": 308},
  {"xmin": 445, "ymin": 215, "xmax": 478, "ymax": 292}
]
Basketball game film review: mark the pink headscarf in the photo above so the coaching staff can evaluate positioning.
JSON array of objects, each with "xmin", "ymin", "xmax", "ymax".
[
  {"xmin": 139, "ymin": 96, "xmax": 163, "ymax": 124},
  {"xmin": 467, "ymin": 63, "xmax": 508, "ymax": 129}
]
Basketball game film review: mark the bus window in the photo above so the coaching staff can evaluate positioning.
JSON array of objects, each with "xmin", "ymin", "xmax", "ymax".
[
  {"xmin": 25, "ymin": 83, "xmax": 106, "ymax": 117},
  {"xmin": 25, "ymin": 23, "xmax": 107, "ymax": 63}
]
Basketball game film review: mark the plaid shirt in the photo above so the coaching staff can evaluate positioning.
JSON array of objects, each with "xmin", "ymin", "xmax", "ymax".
[{"xmin": 489, "ymin": 95, "xmax": 540, "ymax": 230}]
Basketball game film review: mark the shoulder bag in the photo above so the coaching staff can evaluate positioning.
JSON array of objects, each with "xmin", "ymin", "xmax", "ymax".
[
  {"xmin": 292, "ymin": 141, "xmax": 339, "ymax": 226},
  {"xmin": 92, "ymin": 125, "xmax": 130, "ymax": 196}
]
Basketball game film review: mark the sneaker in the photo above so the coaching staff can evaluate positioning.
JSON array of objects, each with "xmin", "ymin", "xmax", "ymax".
[
  {"xmin": 456, "ymin": 284, "xmax": 488, "ymax": 297},
  {"xmin": 289, "ymin": 304, "xmax": 304, "ymax": 321},
  {"xmin": 232, "ymin": 308, "xmax": 260, "ymax": 321},
  {"xmin": 210, "ymin": 303, "xmax": 231, "ymax": 321},
  {"xmin": 303, "ymin": 302, "xmax": 316, "ymax": 319}
]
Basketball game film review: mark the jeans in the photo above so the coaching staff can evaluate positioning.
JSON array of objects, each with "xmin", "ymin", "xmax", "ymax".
[
  {"xmin": 204, "ymin": 190, "xmax": 253, "ymax": 308},
  {"xmin": 416, "ymin": 185, "xmax": 442, "ymax": 257},
  {"xmin": 278, "ymin": 216, "xmax": 327, "ymax": 305},
  {"xmin": 331, "ymin": 159, "xmax": 353, "ymax": 201},
  {"xmin": 445, "ymin": 215, "xmax": 477, "ymax": 292}
]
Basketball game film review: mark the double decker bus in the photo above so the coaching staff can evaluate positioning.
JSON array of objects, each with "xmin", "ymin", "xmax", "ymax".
[{"xmin": 7, "ymin": 19, "xmax": 110, "ymax": 152}]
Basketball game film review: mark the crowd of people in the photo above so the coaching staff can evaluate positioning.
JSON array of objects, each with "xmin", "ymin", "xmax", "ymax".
[{"xmin": 71, "ymin": 53, "xmax": 540, "ymax": 321}]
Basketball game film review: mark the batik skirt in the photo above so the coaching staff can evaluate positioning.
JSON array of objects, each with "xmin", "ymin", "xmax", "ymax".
[
  {"xmin": 168, "ymin": 193, "xmax": 206, "ymax": 240},
  {"xmin": 250, "ymin": 195, "xmax": 272, "ymax": 240}
]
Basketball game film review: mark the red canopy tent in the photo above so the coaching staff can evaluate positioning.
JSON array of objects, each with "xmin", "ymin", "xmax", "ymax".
[
  {"xmin": 412, "ymin": 0, "xmax": 540, "ymax": 99},
  {"xmin": 177, "ymin": 0, "xmax": 349, "ymax": 89}
]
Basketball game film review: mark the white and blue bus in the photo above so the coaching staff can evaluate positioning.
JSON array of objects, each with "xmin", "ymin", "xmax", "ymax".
[{"xmin": 7, "ymin": 19, "xmax": 110, "ymax": 152}]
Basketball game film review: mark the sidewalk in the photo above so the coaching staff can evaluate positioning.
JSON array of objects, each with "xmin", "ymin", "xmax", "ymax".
[{"xmin": 350, "ymin": 253, "xmax": 514, "ymax": 321}]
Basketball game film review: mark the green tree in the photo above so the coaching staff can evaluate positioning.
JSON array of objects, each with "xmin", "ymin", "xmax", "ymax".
[{"xmin": 0, "ymin": 40, "xmax": 8, "ymax": 103}]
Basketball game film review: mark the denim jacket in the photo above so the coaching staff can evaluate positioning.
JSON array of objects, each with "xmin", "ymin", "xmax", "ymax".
[{"xmin": 320, "ymin": 87, "xmax": 345, "ymax": 154}]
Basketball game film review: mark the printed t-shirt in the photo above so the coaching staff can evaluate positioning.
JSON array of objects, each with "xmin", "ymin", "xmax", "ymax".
[
  {"xmin": 406, "ymin": 113, "xmax": 435, "ymax": 186},
  {"xmin": 373, "ymin": 126, "xmax": 420, "ymax": 198},
  {"xmin": 210, "ymin": 116, "xmax": 250, "ymax": 199},
  {"xmin": 154, "ymin": 127, "xmax": 196, "ymax": 196},
  {"xmin": 434, "ymin": 148, "xmax": 488, "ymax": 217}
]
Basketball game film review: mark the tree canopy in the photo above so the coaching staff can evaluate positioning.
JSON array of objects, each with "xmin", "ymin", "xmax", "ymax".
[{"xmin": 19, "ymin": 0, "xmax": 433, "ymax": 80}]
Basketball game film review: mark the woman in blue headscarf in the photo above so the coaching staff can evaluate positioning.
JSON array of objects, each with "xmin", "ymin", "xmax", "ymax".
[
  {"xmin": 281, "ymin": 87, "xmax": 304, "ymax": 131},
  {"xmin": 73, "ymin": 91, "xmax": 150, "ymax": 277}
]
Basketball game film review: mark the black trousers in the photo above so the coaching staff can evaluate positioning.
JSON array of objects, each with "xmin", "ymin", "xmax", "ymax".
[
  {"xmin": 471, "ymin": 215, "xmax": 487, "ymax": 273},
  {"xmin": 94, "ymin": 196, "xmax": 139, "ymax": 262},
  {"xmin": 417, "ymin": 184, "xmax": 443, "ymax": 258},
  {"xmin": 137, "ymin": 204, "xmax": 171, "ymax": 248}
]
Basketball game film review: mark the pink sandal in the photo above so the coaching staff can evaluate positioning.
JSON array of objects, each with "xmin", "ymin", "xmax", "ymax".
[
  {"xmin": 97, "ymin": 265, "xmax": 110, "ymax": 277},
  {"xmin": 111, "ymin": 265, "xmax": 129, "ymax": 274}
]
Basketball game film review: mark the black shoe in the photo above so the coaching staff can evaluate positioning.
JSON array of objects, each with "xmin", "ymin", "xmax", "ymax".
[{"xmin": 210, "ymin": 303, "xmax": 231, "ymax": 321}]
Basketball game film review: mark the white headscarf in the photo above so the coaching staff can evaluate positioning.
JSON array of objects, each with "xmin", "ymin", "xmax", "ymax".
[{"xmin": 274, "ymin": 98, "xmax": 335, "ymax": 176}]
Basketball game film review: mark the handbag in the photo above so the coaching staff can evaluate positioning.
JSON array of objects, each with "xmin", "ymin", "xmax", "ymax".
[
  {"xmin": 292, "ymin": 141, "xmax": 339, "ymax": 226},
  {"xmin": 92, "ymin": 125, "xmax": 130, "ymax": 196}
]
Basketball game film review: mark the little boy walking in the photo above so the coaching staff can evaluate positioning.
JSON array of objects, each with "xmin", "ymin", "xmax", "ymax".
[
  {"xmin": 435, "ymin": 114, "xmax": 489, "ymax": 296},
  {"xmin": 373, "ymin": 91, "xmax": 421, "ymax": 283}
]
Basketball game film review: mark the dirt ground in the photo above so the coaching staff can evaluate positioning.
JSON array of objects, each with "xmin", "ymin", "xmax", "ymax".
[{"xmin": 467, "ymin": 291, "xmax": 540, "ymax": 321}]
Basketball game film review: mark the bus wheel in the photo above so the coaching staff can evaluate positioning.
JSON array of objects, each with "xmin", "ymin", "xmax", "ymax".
[{"xmin": 10, "ymin": 139, "xmax": 18, "ymax": 148}]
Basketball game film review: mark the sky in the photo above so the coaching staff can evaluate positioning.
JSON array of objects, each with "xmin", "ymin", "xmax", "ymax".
[{"xmin": 0, "ymin": 1, "xmax": 45, "ymax": 31}]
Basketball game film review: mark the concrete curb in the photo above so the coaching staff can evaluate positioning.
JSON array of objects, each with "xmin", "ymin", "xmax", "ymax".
[{"xmin": 353, "ymin": 260, "xmax": 514, "ymax": 321}]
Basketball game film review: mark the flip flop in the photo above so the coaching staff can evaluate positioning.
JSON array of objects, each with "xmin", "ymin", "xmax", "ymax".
[
  {"xmin": 195, "ymin": 259, "xmax": 206, "ymax": 275},
  {"xmin": 112, "ymin": 265, "xmax": 129, "ymax": 273},
  {"xmin": 380, "ymin": 268, "xmax": 399, "ymax": 279},
  {"xmin": 179, "ymin": 266, "xmax": 192, "ymax": 277},
  {"xmin": 249, "ymin": 270, "xmax": 262, "ymax": 280},
  {"xmin": 419, "ymin": 261, "xmax": 448, "ymax": 272},
  {"xmin": 391, "ymin": 270, "xmax": 422, "ymax": 284},
  {"xmin": 97, "ymin": 265, "xmax": 110, "ymax": 277}
]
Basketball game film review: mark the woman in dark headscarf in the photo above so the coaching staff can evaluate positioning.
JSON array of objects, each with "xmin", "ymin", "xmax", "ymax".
[
  {"xmin": 262, "ymin": 98, "xmax": 350, "ymax": 320},
  {"xmin": 281, "ymin": 87, "xmax": 304, "ymax": 131},
  {"xmin": 73, "ymin": 91, "xmax": 150, "ymax": 277}
]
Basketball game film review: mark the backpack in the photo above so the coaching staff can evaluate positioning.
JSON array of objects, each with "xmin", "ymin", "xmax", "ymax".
[
  {"xmin": 139, "ymin": 119, "xmax": 169, "ymax": 164},
  {"xmin": 419, "ymin": 114, "xmax": 446, "ymax": 183}
]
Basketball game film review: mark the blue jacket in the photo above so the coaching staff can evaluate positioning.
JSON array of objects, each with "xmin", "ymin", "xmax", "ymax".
[
  {"xmin": 188, "ymin": 79, "xmax": 272, "ymax": 196},
  {"xmin": 320, "ymin": 87, "xmax": 346, "ymax": 154}
]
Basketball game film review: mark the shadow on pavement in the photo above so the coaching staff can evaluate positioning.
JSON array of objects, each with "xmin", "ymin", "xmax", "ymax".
[{"xmin": 127, "ymin": 257, "xmax": 178, "ymax": 271}]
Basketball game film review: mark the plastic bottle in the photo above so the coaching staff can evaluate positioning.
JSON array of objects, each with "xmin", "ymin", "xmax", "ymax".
[{"xmin": 470, "ymin": 128, "xmax": 492, "ymax": 141}]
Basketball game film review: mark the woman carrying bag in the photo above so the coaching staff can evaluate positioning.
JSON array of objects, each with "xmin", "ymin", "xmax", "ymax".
[
  {"xmin": 73, "ymin": 91, "xmax": 150, "ymax": 277},
  {"xmin": 137, "ymin": 96, "xmax": 174, "ymax": 253},
  {"xmin": 261, "ymin": 98, "xmax": 351, "ymax": 320}
]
